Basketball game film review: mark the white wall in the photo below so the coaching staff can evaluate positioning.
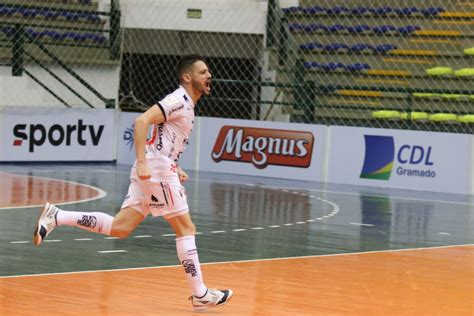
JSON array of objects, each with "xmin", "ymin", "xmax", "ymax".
[
  {"xmin": 0, "ymin": 65, "xmax": 119, "ymax": 108},
  {"xmin": 119, "ymin": 0, "xmax": 268, "ymax": 34}
]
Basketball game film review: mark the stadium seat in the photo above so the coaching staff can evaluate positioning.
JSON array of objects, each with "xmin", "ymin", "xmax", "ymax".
[
  {"xmin": 429, "ymin": 113, "xmax": 457, "ymax": 122},
  {"xmin": 421, "ymin": 7, "xmax": 445, "ymax": 17},
  {"xmin": 458, "ymin": 115, "xmax": 474, "ymax": 123},
  {"xmin": 369, "ymin": 7, "xmax": 393, "ymax": 16},
  {"xmin": 400, "ymin": 112, "xmax": 429, "ymax": 120},
  {"xmin": 349, "ymin": 44, "xmax": 373, "ymax": 53},
  {"xmin": 397, "ymin": 25, "xmax": 421, "ymax": 35},
  {"xmin": 372, "ymin": 110, "xmax": 400, "ymax": 119},
  {"xmin": 394, "ymin": 7, "xmax": 419, "ymax": 16},
  {"xmin": 282, "ymin": 7, "xmax": 300, "ymax": 14},
  {"xmin": 464, "ymin": 47, "xmax": 474, "ymax": 55},
  {"xmin": 440, "ymin": 94, "xmax": 470, "ymax": 100},
  {"xmin": 326, "ymin": 7, "xmax": 350, "ymax": 15},
  {"xmin": 345, "ymin": 63, "xmax": 371, "ymax": 72},
  {"xmin": 373, "ymin": 44, "xmax": 397, "ymax": 53},
  {"xmin": 426, "ymin": 67, "xmax": 453, "ymax": 76},
  {"xmin": 454, "ymin": 68, "xmax": 474, "ymax": 77},
  {"xmin": 351, "ymin": 7, "xmax": 370, "ymax": 15},
  {"xmin": 373, "ymin": 25, "xmax": 397, "ymax": 34},
  {"xmin": 347, "ymin": 25, "xmax": 371, "ymax": 34},
  {"xmin": 328, "ymin": 24, "xmax": 346, "ymax": 33},
  {"xmin": 324, "ymin": 43, "xmax": 349, "ymax": 52},
  {"xmin": 302, "ymin": 6, "xmax": 325, "ymax": 15},
  {"xmin": 413, "ymin": 93, "xmax": 434, "ymax": 98}
]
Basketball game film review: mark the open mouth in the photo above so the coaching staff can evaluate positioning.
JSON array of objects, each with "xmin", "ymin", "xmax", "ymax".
[{"xmin": 205, "ymin": 80, "xmax": 211, "ymax": 92}]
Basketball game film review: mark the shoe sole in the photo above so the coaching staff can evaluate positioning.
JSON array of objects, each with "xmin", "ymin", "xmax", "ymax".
[
  {"xmin": 192, "ymin": 289, "xmax": 233, "ymax": 312},
  {"xmin": 33, "ymin": 202, "xmax": 50, "ymax": 246}
]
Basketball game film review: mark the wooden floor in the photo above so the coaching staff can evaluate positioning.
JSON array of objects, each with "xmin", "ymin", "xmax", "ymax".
[
  {"xmin": 1, "ymin": 245, "xmax": 473, "ymax": 315},
  {"xmin": 0, "ymin": 163, "xmax": 473, "ymax": 315}
]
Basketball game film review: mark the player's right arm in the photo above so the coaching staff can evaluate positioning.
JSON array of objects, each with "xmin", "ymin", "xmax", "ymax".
[{"xmin": 134, "ymin": 104, "xmax": 166, "ymax": 180}]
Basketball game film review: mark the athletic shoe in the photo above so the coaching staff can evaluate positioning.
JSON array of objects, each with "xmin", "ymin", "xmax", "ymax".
[
  {"xmin": 189, "ymin": 288, "xmax": 233, "ymax": 311},
  {"xmin": 33, "ymin": 202, "xmax": 59, "ymax": 246}
]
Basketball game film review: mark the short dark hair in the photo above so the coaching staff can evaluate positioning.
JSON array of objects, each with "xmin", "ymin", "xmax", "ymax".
[{"xmin": 177, "ymin": 54, "xmax": 206, "ymax": 83}]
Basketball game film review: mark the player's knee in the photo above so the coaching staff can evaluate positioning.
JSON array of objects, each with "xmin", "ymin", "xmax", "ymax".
[
  {"xmin": 111, "ymin": 225, "xmax": 132, "ymax": 239},
  {"xmin": 175, "ymin": 221, "xmax": 196, "ymax": 237}
]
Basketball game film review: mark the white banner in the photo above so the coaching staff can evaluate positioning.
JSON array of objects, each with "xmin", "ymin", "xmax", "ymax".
[
  {"xmin": 116, "ymin": 111, "xmax": 197, "ymax": 170},
  {"xmin": 327, "ymin": 126, "xmax": 472, "ymax": 194},
  {"xmin": 0, "ymin": 107, "xmax": 115, "ymax": 161},
  {"xmin": 198, "ymin": 117, "xmax": 328, "ymax": 181}
]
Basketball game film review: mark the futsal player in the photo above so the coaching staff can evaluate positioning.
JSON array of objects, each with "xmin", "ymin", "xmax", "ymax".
[{"xmin": 33, "ymin": 54, "xmax": 233, "ymax": 311}]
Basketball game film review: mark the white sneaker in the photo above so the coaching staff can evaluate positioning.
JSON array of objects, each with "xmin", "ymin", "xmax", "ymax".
[
  {"xmin": 33, "ymin": 202, "xmax": 59, "ymax": 246},
  {"xmin": 189, "ymin": 288, "xmax": 233, "ymax": 311}
]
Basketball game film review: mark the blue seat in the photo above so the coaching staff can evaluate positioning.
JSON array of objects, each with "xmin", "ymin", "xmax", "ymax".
[
  {"xmin": 41, "ymin": 30, "xmax": 62, "ymax": 40},
  {"xmin": 1, "ymin": 26, "xmax": 15, "ymax": 36},
  {"xmin": 300, "ymin": 42, "xmax": 323, "ymax": 51},
  {"xmin": 303, "ymin": 61, "xmax": 320, "ymax": 69},
  {"xmin": 304, "ymin": 24, "xmax": 326, "ymax": 33},
  {"xmin": 345, "ymin": 63, "xmax": 371, "ymax": 72},
  {"xmin": 91, "ymin": 34, "xmax": 106, "ymax": 43},
  {"xmin": 320, "ymin": 62, "xmax": 344, "ymax": 72},
  {"xmin": 372, "ymin": 25, "xmax": 397, "ymax": 34},
  {"xmin": 326, "ymin": 6, "xmax": 349, "ymax": 15},
  {"xmin": 328, "ymin": 24, "xmax": 346, "ymax": 33},
  {"xmin": 369, "ymin": 7, "xmax": 393, "ymax": 16},
  {"xmin": 86, "ymin": 14, "xmax": 101, "ymax": 23},
  {"xmin": 26, "ymin": 28, "xmax": 42, "ymax": 38},
  {"xmin": 282, "ymin": 7, "xmax": 300, "ymax": 14},
  {"xmin": 44, "ymin": 10, "xmax": 60, "ymax": 19},
  {"xmin": 394, "ymin": 7, "xmax": 419, "ymax": 16},
  {"xmin": 0, "ymin": 6, "xmax": 14, "ymax": 16},
  {"xmin": 347, "ymin": 24, "xmax": 371, "ymax": 33},
  {"xmin": 302, "ymin": 6, "xmax": 325, "ymax": 15},
  {"xmin": 324, "ymin": 43, "xmax": 349, "ymax": 52},
  {"xmin": 397, "ymin": 25, "xmax": 421, "ymax": 35},
  {"xmin": 288, "ymin": 24, "xmax": 302, "ymax": 32},
  {"xmin": 373, "ymin": 44, "xmax": 397, "ymax": 53},
  {"xmin": 351, "ymin": 7, "xmax": 369, "ymax": 15},
  {"xmin": 349, "ymin": 44, "xmax": 373, "ymax": 53},
  {"xmin": 19, "ymin": 8, "xmax": 38, "ymax": 18},
  {"xmin": 421, "ymin": 7, "xmax": 445, "ymax": 16}
]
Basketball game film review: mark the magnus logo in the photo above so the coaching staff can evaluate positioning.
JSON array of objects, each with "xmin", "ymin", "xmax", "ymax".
[
  {"xmin": 13, "ymin": 120, "xmax": 104, "ymax": 152},
  {"xmin": 360, "ymin": 135, "xmax": 395, "ymax": 180},
  {"xmin": 123, "ymin": 125, "xmax": 134, "ymax": 151},
  {"xmin": 211, "ymin": 126, "xmax": 314, "ymax": 169},
  {"xmin": 360, "ymin": 135, "xmax": 436, "ymax": 181}
]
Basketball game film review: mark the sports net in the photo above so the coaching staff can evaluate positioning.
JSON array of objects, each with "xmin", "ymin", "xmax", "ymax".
[{"xmin": 1, "ymin": 0, "xmax": 473, "ymax": 133}]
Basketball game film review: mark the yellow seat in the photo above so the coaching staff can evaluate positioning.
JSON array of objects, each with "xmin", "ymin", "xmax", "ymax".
[
  {"xmin": 454, "ymin": 68, "xmax": 474, "ymax": 77},
  {"xmin": 429, "ymin": 113, "xmax": 457, "ymax": 122},
  {"xmin": 372, "ymin": 110, "xmax": 400, "ymax": 119},
  {"xmin": 426, "ymin": 67, "xmax": 453, "ymax": 76},
  {"xmin": 412, "ymin": 92, "xmax": 434, "ymax": 98},
  {"xmin": 400, "ymin": 112, "xmax": 429, "ymax": 120},
  {"xmin": 440, "ymin": 94, "xmax": 469, "ymax": 100},
  {"xmin": 464, "ymin": 47, "xmax": 474, "ymax": 55},
  {"xmin": 458, "ymin": 115, "xmax": 474, "ymax": 123}
]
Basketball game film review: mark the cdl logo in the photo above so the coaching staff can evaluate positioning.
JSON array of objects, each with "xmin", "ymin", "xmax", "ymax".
[{"xmin": 360, "ymin": 135, "xmax": 436, "ymax": 181}]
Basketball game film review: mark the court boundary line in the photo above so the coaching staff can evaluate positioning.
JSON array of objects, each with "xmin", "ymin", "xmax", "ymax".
[
  {"xmin": 1, "ymin": 243, "xmax": 472, "ymax": 280},
  {"xmin": 0, "ymin": 172, "xmax": 107, "ymax": 210}
]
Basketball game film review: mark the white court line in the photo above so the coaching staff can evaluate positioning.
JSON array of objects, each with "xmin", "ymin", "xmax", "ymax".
[
  {"xmin": 232, "ymin": 229, "xmax": 246, "ymax": 232},
  {"xmin": 74, "ymin": 238, "xmax": 93, "ymax": 241},
  {"xmin": 105, "ymin": 237, "xmax": 119, "ymax": 240},
  {"xmin": 1, "ymin": 244, "xmax": 472, "ymax": 279},
  {"xmin": 350, "ymin": 223, "xmax": 374, "ymax": 227},
  {"xmin": 0, "ymin": 172, "xmax": 107, "ymax": 210},
  {"xmin": 134, "ymin": 235, "xmax": 152, "ymax": 238},
  {"xmin": 10, "ymin": 241, "xmax": 30, "ymax": 244},
  {"xmin": 211, "ymin": 230, "xmax": 226, "ymax": 234},
  {"xmin": 161, "ymin": 233, "xmax": 176, "ymax": 237},
  {"xmin": 98, "ymin": 250, "xmax": 128, "ymax": 254},
  {"xmin": 43, "ymin": 239, "xmax": 62, "ymax": 243},
  {"xmin": 439, "ymin": 232, "xmax": 451, "ymax": 235}
]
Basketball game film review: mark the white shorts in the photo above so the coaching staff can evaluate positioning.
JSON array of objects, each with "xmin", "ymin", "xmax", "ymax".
[{"xmin": 121, "ymin": 164, "xmax": 189, "ymax": 218}]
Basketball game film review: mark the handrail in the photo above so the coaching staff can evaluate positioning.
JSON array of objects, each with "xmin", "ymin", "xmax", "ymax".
[{"xmin": 23, "ymin": 68, "xmax": 71, "ymax": 108}]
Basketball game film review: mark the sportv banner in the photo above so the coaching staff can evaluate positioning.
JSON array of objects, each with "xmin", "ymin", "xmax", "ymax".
[
  {"xmin": 116, "ymin": 111, "xmax": 197, "ymax": 169},
  {"xmin": 327, "ymin": 126, "xmax": 472, "ymax": 194},
  {"xmin": 198, "ymin": 117, "xmax": 327, "ymax": 181},
  {"xmin": 0, "ymin": 107, "xmax": 115, "ymax": 161}
]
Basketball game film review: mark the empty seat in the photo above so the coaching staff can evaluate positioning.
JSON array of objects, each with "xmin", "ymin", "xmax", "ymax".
[
  {"xmin": 429, "ymin": 113, "xmax": 458, "ymax": 122},
  {"xmin": 349, "ymin": 44, "xmax": 373, "ymax": 53},
  {"xmin": 413, "ymin": 93, "xmax": 434, "ymax": 98},
  {"xmin": 426, "ymin": 67, "xmax": 453, "ymax": 76},
  {"xmin": 369, "ymin": 7, "xmax": 393, "ymax": 16},
  {"xmin": 464, "ymin": 47, "xmax": 474, "ymax": 55},
  {"xmin": 373, "ymin": 44, "xmax": 397, "ymax": 53},
  {"xmin": 302, "ymin": 6, "xmax": 325, "ymax": 15},
  {"xmin": 347, "ymin": 24, "xmax": 371, "ymax": 33},
  {"xmin": 454, "ymin": 68, "xmax": 474, "ymax": 77},
  {"xmin": 372, "ymin": 110, "xmax": 400, "ymax": 119},
  {"xmin": 325, "ymin": 7, "xmax": 350, "ymax": 15},
  {"xmin": 397, "ymin": 25, "xmax": 421, "ymax": 35},
  {"xmin": 373, "ymin": 25, "xmax": 397, "ymax": 34},
  {"xmin": 282, "ymin": 7, "xmax": 300, "ymax": 14},
  {"xmin": 351, "ymin": 7, "xmax": 370, "ymax": 15},
  {"xmin": 394, "ymin": 7, "xmax": 419, "ymax": 16},
  {"xmin": 345, "ymin": 63, "xmax": 371, "ymax": 72},
  {"xmin": 458, "ymin": 115, "xmax": 474, "ymax": 123},
  {"xmin": 324, "ymin": 43, "xmax": 349, "ymax": 52},
  {"xmin": 421, "ymin": 7, "xmax": 445, "ymax": 17},
  {"xmin": 400, "ymin": 112, "xmax": 429, "ymax": 120}
]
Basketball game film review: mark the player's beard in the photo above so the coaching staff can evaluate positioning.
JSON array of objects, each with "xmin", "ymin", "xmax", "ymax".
[{"xmin": 192, "ymin": 79, "xmax": 210, "ymax": 96}]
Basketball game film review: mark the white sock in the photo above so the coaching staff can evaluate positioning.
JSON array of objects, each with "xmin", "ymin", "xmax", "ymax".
[
  {"xmin": 176, "ymin": 235, "xmax": 207, "ymax": 297},
  {"xmin": 56, "ymin": 209, "xmax": 113, "ymax": 235}
]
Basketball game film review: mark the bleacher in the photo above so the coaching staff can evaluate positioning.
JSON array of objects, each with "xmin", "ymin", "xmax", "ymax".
[
  {"xmin": 0, "ymin": 0, "xmax": 116, "ymax": 66},
  {"xmin": 267, "ymin": 0, "xmax": 473, "ymax": 132}
]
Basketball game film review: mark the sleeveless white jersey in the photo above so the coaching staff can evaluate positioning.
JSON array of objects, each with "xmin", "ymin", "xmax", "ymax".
[{"xmin": 144, "ymin": 86, "xmax": 195, "ymax": 170}]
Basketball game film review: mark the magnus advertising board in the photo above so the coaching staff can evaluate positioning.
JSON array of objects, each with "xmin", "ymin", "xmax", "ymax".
[
  {"xmin": 199, "ymin": 117, "xmax": 327, "ymax": 181},
  {"xmin": 327, "ymin": 126, "xmax": 472, "ymax": 194},
  {"xmin": 0, "ymin": 108, "xmax": 115, "ymax": 161}
]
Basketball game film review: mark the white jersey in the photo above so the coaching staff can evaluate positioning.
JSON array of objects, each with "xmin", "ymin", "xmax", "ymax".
[{"xmin": 145, "ymin": 85, "xmax": 195, "ymax": 167}]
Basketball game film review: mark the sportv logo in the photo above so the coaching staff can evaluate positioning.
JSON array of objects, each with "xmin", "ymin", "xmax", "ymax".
[
  {"xmin": 360, "ymin": 135, "xmax": 435, "ymax": 181},
  {"xmin": 13, "ymin": 120, "xmax": 104, "ymax": 152},
  {"xmin": 211, "ymin": 126, "xmax": 314, "ymax": 169}
]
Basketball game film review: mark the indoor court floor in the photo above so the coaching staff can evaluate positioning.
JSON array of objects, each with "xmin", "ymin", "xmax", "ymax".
[{"xmin": 0, "ymin": 163, "xmax": 473, "ymax": 315}]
